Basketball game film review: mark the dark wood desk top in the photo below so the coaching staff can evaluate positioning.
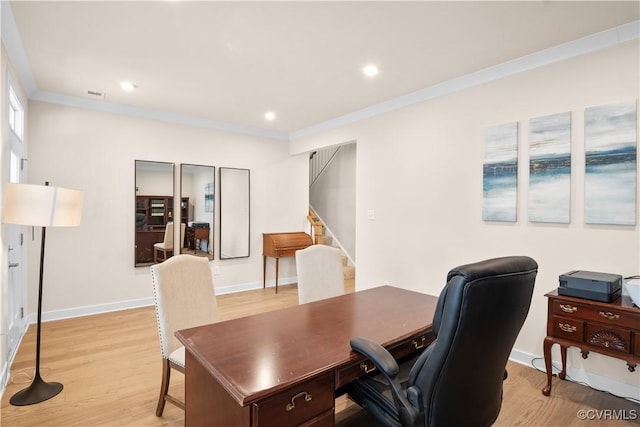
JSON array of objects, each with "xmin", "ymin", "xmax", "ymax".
[{"xmin": 176, "ymin": 285, "xmax": 437, "ymax": 406}]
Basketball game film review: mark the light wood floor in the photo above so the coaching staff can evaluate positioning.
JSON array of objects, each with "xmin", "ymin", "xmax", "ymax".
[{"xmin": 2, "ymin": 280, "xmax": 638, "ymax": 427}]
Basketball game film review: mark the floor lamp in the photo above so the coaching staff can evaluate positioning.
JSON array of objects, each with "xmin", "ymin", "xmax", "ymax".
[{"xmin": 2, "ymin": 182, "xmax": 83, "ymax": 406}]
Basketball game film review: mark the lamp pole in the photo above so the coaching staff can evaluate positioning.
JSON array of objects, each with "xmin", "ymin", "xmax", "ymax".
[{"xmin": 10, "ymin": 182, "xmax": 63, "ymax": 406}]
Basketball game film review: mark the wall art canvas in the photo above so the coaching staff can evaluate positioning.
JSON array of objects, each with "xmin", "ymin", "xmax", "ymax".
[
  {"xmin": 584, "ymin": 101, "xmax": 637, "ymax": 225},
  {"xmin": 204, "ymin": 182, "xmax": 214, "ymax": 213},
  {"xmin": 528, "ymin": 112, "xmax": 571, "ymax": 223},
  {"xmin": 483, "ymin": 122, "xmax": 518, "ymax": 222}
]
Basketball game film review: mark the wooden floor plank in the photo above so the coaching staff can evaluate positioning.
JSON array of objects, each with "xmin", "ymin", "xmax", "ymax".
[{"xmin": 2, "ymin": 280, "xmax": 637, "ymax": 426}]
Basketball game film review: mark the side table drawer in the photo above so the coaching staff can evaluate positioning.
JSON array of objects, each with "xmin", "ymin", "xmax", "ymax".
[
  {"xmin": 586, "ymin": 324, "xmax": 631, "ymax": 354},
  {"xmin": 635, "ymin": 333, "xmax": 640, "ymax": 357},
  {"xmin": 253, "ymin": 373, "xmax": 334, "ymax": 427},
  {"xmin": 553, "ymin": 301, "xmax": 636, "ymax": 329},
  {"xmin": 552, "ymin": 315, "xmax": 584, "ymax": 342}
]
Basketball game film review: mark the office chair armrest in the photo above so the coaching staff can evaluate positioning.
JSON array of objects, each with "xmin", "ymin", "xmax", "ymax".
[
  {"xmin": 350, "ymin": 337, "xmax": 399, "ymax": 377},
  {"xmin": 350, "ymin": 337, "xmax": 420, "ymax": 427}
]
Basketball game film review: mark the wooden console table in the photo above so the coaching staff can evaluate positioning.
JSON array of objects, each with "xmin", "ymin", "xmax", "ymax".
[
  {"xmin": 176, "ymin": 286, "xmax": 437, "ymax": 426},
  {"xmin": 542, "ymin": 290, "xmax": 640, "ymax": 396}
]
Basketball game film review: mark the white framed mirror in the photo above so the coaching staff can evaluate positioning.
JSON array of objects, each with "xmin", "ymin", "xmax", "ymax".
[
  {"xmin": 180, "ymin": 164, "xmax": 215, "ymax": 260},
  {"xmin": 219, "ymin": 167, "xmax": 250, "ymax": 259},
  {"xmin": 134, "ymin": 160, "xmax": 175, "ymax": 267}
]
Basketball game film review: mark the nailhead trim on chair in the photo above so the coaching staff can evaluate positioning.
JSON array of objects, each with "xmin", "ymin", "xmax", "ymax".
[{"xmin": 150, "ymin": 266, "xmax": 168, "ymax": 360}]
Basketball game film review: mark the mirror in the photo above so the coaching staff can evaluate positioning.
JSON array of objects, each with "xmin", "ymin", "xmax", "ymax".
[
  {"xmin": 219, "ymin": 167, "xmax": 250, "ymax": 259},
  {"xmin": 134, "ymin": 160, "xmax": 175, "ymax": 267},
  {"xmin": 180, "ymin": 164, "xmax": 215, "ymax": 260}
]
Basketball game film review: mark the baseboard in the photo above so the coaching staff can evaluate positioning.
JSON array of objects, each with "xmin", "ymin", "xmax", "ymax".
[
  {"xmin": 27, "ymin": 276, "xmax": 298, "ymax": 324},
  {"xmin": 0, "ymin": 322, "xmax": 29, "ymax": 398},
  {"xmin": 0, "ymin": 357, "xmax": 8, "ymax": 398},
  {"xmin": 509, "ymin": 348, "xmax": 640, "ymax": 401}
]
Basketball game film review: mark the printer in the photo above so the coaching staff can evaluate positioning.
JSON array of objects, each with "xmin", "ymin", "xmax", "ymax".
[{"xmin": 558, "ymin": 270, "xmax": 622, "ymax": 302}]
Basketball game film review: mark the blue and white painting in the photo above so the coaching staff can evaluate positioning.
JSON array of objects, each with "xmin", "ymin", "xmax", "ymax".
[
  {"xmin": 483, "ymin": 122, "xmax": 518, "ymax": 222},
  {"xmin": 528, "ymin": 112, "xmax": 571, "ymax": 223},
  {"xmin": 584, "ymin": 101, "xmax": 637, "ymax": 225}
]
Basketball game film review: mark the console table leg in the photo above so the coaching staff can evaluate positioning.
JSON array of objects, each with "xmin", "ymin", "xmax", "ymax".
[
  {"xmin": 263, "ymin": 256, "xmax": 267, "ymax": 289},
  {"xmin": 558, "ymin": 345, "xmax": 567, "ymax": 380},
  {"xmin": 275, "ymin": 258, "xmax": 279, "ymax": 294},
  {"xmin": 542, "ymin": 336, "xmax": 554, "ymax": 396}
]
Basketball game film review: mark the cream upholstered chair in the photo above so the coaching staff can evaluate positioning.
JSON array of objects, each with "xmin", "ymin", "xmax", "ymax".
[
  {"xmin": 150, "ymin": 254, "xmax": 218, "ymax": 416},
  {"xmin": 154, "ymin": 222, "xmax": 186, "ymax": 262},
  {"xmin": 295, "ymin": 244, "xmax": 345, "ymax": 304}
]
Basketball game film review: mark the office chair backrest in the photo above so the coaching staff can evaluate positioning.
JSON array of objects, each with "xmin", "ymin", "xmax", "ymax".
[
  {"xmin": 296, "ymin": 244, "xmax": 345, "ymax": 304},
  {"xmin": 408, "ymin": 256, "xmax": 537, "ymax": 427},
  {"xmin": 150, "ymin": 254, "xmax": 218, "ymax": 359}
]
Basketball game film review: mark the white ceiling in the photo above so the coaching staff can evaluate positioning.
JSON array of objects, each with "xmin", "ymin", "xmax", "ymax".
[{"xmin": 6, "ymin": 1, "xmax": 640, "ymax": 140}]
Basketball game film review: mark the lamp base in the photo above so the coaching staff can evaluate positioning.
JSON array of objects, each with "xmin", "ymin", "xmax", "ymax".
[{"xmin": 9, "ymin": 375, "xmax": 63, "ymax": 406}]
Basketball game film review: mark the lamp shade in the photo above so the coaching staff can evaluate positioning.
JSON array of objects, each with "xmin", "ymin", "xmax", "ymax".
[{"xmin": 3, "ymin": 183, "xmax": 83, "ymax": 227}]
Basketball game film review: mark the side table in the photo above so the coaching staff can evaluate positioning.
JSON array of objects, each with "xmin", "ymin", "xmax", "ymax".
[{"xmin": 542, "ymin": 290, "xmax": 640, "ymax": 396}]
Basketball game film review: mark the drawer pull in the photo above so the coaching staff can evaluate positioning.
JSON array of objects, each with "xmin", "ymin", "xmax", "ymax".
[
  {"xmin": 360, "ymin": 362, "xmax": 375, "ymax": 374},
  {"xmin": 412, "ymin": 336, "xmax": 427, "ymax": 350},
  {"xmin": 599, "ymin": 311, "xmax": 620, "ymax": 320},
  {"xmin": 558, "ymin": 323, "xmax": 577, "ymax": 333},
  {"xmin": 559, "ymin": 304, "xmax": 577, "ymax": 313},
  {"xmin": 285, "ymin": 391, "xmax": 312, "ymax": 411}
]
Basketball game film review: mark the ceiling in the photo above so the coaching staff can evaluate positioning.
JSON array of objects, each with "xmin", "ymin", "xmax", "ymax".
[{"xmin": 6, "ymin": 1, "xmax": 640, "ymax": 140}]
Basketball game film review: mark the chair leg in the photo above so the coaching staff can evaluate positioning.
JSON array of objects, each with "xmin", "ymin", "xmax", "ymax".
[
  {"xmin": 156, "ymin": 358, "xmax": 171, "ymax": 417},
  {"xmin": 156, "ymin": 358, "xmax": 185, "ymax": 416}
]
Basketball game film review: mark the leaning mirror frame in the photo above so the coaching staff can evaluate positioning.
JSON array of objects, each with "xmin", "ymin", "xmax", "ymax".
[
  {"xmin": 180, "ymin": 164, "xmax": 215, "ymax": 260},
  {"xmin": 219, "ymin": 167, "xmax": 250, "ymax": 259},
  {"xmin": 134, "ymin": 160, "xmax": 175, "ymax": 267}
]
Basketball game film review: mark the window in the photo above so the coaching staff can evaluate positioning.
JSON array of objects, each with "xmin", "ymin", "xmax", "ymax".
[{"xmin": 9, "ymin": 85, "xmax": 24, "ymax": 141}]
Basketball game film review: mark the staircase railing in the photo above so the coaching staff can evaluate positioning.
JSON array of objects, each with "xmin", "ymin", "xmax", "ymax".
[{"xmin": 309, "ymin": 146, "xmax": 341, "ymax": 187}]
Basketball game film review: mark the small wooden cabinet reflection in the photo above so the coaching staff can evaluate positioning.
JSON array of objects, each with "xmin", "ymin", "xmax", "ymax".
[{"xmin": 184, "ymin": 224, "xmax": 211, "ymax": 256}]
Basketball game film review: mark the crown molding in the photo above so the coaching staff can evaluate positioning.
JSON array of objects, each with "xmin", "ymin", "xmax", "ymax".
[
  {"xmin": 289, "ymin": 20, "xmax": 639, "ymax": 141},
  {"xmin": 30, "ymin": 90, "xmax": 290, "ymax": 141}
]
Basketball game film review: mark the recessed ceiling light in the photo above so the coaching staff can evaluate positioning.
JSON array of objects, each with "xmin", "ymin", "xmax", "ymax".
[
  {"xmin": 265, "ymin": 111, "xmax": 276, "ymax": 121},
  {"xmin": 363, "ymin": 64, "xmax": 379, "ymax": 77},
  {"xmin": 120, "ymin": 81, "xmax": 137, "ymax": 91}
]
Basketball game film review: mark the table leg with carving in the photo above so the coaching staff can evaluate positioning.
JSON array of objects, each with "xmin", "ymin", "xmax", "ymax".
[{"xmin": 542, "ymin": 336, "xmax": 554, "ymax": 396}]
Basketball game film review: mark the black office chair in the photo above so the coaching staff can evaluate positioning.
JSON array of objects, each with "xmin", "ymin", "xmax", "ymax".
[{"xmin": 347, "ymin": 256, "xmax": 538, "ymax": 427}]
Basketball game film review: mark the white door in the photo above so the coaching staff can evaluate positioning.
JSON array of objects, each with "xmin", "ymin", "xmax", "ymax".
[{"xmin": 6, "ymin": 86, "xmax": 26, "ymax": 364}]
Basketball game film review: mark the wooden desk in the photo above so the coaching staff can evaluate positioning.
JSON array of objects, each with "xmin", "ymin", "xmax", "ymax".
[
  {"xmin": 176, "ymin": 286, "xmax": 437, "ymax": 426},
  {"xmin": 135, "ymin": 229, "xmax": 165, "ymax": 264},
  {"xmin": 542, "ymin": 290, "xmax": 640, "ymax": 396}
]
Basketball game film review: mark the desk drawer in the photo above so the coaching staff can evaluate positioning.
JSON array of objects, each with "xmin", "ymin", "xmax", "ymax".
[
  {"xmin": 253, "ymin": 373, "xmax": 334, "ymax": 427},
  {"xmin": 299, "ymin": 409, "xmax": 334, "ymax": 427},
  {"xmin": 336, "ymin": 332, "xmax": 434, "ymax": 388},
  {"xmin": 553, "ymin": 301, "xmax": 636, "ymax": 329},
  {"xmin": 585, "ymin": 324, "xmax": 631, "ymax": 354},
  {"xmin": 276, "ymin": 249, "xmax": 297, "ymax": 258},
  {"xmin": 635, "ymin": 333, "xmax": 640, "ymax": 357},
  {"xmin": 551, "ymin": 315, "xmax": 583, "ymax": 342}
]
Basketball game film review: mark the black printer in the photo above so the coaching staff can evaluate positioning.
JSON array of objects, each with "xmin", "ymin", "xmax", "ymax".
[{"xmin": 558, "ymin": 270, "xmax": 622, "ymax": 302}]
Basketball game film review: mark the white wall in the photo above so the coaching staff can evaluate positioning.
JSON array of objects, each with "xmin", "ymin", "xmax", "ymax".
[
  {"xmin": 291, "ymin": 41, "xmax": 639, "ymax": 396},
  {"xmin": 24, "ymin": 101, "xmax": 308, "ymax": 319}
]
